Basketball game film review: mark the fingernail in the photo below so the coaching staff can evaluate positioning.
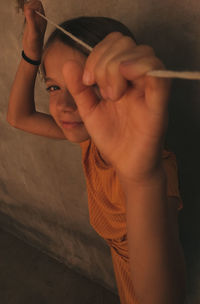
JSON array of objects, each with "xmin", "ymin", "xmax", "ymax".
[
  {"xmin": 107, "ymin": 86, "xmax": 115, "ymax": 100},
  {"xmin": 83, "ymin": 71, "xmax": 92, "ymax": 85}
]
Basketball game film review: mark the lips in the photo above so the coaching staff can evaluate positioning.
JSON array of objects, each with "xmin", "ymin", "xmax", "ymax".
[
  {"xmin": 61, "ymin": 120, "xmax": 83, "ymax": 123},
  {"xmin": 60, "ymin": 120, "xmax": 83, "ymax": 129}
]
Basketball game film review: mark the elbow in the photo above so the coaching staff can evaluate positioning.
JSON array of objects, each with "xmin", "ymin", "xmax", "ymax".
[
  {"xmin": 7, "ymin": 116, "xmax": 17, "ymax": 127},
  {"xmin": 6, "ymin": 111, "xmax": 21, "ymax": 128},
  {"xmin": 7, "ymin": 116, "xmax": 21, "ymax": 129}
]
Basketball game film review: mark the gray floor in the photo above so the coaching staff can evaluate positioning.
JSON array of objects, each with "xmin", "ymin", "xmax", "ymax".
[{"xmin": 0, "ymin": 228, "xmax": 120, "ymax": 304}]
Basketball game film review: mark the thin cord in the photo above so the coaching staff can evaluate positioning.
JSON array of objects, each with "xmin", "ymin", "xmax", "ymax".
[
  {"xmin": 147, "ymin": 70, "xmax": 200, "ymax": 80},
  {"xmin": 35, "ymin": 10, "xmax": 200, "ymax": 80},
  {"xmin": 35, "ymin": 11, "xmax": 93, "ymax": 52}
]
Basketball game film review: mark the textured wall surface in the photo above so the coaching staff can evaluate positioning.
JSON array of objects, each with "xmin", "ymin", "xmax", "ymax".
[{"xmin": 1, "ymin": 0, "xmax": 200, "ymax": 301}]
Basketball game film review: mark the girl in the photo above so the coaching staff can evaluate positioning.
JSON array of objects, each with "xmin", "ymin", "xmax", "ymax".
[{"xmin": 8, "ymin": 1, "xmax": 187, "ymax": 303}]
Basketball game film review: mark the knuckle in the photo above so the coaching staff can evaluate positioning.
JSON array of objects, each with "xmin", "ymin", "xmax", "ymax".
[
  {"xmin": 24, "ymin": 0, "xmax": 41, "ymax": 7},
  {"xmin": 138, "ymin": 45, "xmax": 155, "ymax": 55},
  {"xmin": 89, "ymin": 32, "xmax": 125, "ymax": 69},
  {"xmin": 106, "ymin": 58, "xmax": 117, "ymax": 77},
  {"xmin": 105, "ymin": 31, "xmax": 124, "ymax": 40},
  {"xmin": 118, "ymin": 35, "xmax": 135, "ymax": 48},
  {"xmin": 155, "ymin": 57, "xmax": 165, "ymax": 69},
  {"xmin": 92, "ymin": 32, "xmax": 123, "ymax": 53},
  {"xmin": 94, "ymin": 61, "xmax": 105, "ymax": 83},
  {"xmin": 145, "ymin": 56, "xmax": 164, "ymax": 70}
]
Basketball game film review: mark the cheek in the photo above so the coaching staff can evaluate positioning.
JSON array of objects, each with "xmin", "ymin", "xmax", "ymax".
[{"xmin": 49, "ymin": 98, "xmax": 56, "ymax": 115}]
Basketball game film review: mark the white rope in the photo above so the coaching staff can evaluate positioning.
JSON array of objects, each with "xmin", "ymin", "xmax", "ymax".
[
  {"xmin": 147, "ymin": 70, "xmax": 200, "ymax": 80},
  {"xmin": 36, "ymin": 10, "xmax": 200, "ymax": 80},
  {"xmin": 35, "ymin": 11, "xmax": 93, "ymax": 52}
]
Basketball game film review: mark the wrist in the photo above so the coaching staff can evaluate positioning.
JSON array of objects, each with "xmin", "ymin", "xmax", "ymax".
[
  {"xmin": 118, "ymin": 164, "xmax": 166, "ymax": 192},
  {"xmin": 22, "ymin": 50, "xmax": 41, "ymax": 66},
  {"xmin": 115, "ymin": 139, "xmax": 165, "ymax": 185},
  {"xmin": 23, "ymin": 46, "xmax": 42, "ymax": 61}
]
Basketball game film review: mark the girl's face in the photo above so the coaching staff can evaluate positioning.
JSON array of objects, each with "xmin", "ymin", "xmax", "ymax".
[{"xmin": 43, "ymin": 40, "xmax": 92, "ymax": 143}]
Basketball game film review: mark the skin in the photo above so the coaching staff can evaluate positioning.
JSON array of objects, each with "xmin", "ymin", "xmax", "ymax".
[
  {"xmin": 21, "ymin": 2, "xmax": 186, "ymax": 302},
  {"xmin": 43, "ymin": 40, "xmax": 92, "ymax": 144},
  {"xmin": 44, "ymin": 33, "xmax": 170, "ymax": 182},
  {"xmin": 31, "ymin": 15, "xmax": 186, "ymax": 303}
]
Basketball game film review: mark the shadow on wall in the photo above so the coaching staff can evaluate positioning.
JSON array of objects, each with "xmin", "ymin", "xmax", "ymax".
[{"xmin": 137, "ymin": 19, "xmax": 200, "ymax": 302}]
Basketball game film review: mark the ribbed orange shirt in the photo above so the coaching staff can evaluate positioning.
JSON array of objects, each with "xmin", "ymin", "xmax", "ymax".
[{"xmin": 79, "ymin": 139, "xmax": 183, "ymax": 304}]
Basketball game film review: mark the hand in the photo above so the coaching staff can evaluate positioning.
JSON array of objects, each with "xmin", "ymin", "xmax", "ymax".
[
  {"xmin": 22, "ymin": 0, "xmax": 47, "ymax": 60},
  {"xmin": 62, "ymin": 32, "xmax": 171, "ymax": 182}
]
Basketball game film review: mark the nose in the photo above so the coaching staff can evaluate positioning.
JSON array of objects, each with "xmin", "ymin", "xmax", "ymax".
[{"xmin": 56, "ymin": 89, "xmax": 77, "ymax": 112}]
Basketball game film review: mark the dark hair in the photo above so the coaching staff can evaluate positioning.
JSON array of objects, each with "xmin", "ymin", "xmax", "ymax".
[{"xmin": 40, "ymin": 16, "xmax": 137, "ymax": 77}]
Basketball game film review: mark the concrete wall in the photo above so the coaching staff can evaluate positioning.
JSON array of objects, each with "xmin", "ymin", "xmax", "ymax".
[{"xmin": 1, "ymin": 0, "xmax": 200, "ymax": 301}]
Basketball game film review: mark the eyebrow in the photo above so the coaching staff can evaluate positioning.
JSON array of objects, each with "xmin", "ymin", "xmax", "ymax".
[
  {"xmin": 44, "ymin": 77, "xmax": 99, "ymax": 93},
  {"xmin": 44, "ymin": 77, "xmax": 54, "ymax": 83}
]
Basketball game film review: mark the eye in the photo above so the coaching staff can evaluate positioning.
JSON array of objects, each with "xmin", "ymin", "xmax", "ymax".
[{"xmin": 46, "ymin": 85, "xmax": 60, "ymax": 93}]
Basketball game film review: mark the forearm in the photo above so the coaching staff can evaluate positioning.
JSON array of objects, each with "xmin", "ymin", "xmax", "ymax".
[
  {"xmin": 119, "ymin": 166, "xmax": 185, "ymax": 304},
  {"xmin": 7, "ymin": 58, "xmax": 38, "ymax": 125}
]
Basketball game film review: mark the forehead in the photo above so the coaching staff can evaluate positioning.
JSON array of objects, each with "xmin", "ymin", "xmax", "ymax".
[{"xmin": 43, "ymin": 40, "xmax": 87, "ymax": 81}]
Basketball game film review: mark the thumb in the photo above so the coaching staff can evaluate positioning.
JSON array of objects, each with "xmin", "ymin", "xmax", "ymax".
[{"xmin": 62, "ymin": 61, "xmax": 99, "ymax": 120}]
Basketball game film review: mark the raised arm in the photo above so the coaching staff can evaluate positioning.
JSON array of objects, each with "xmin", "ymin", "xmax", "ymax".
[
  {"xmin": 7, "ymin": 0, "xmax": 66, "ymax": 140},
  {"xmin": 7, "ymin": 58, "xmax": 66, "ymax": 139}
]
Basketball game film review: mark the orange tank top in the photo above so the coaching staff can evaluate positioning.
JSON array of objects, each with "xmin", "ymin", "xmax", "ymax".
[{"xmin": 79, "ymin": 138, "xmax": 183, "ymax": 304}]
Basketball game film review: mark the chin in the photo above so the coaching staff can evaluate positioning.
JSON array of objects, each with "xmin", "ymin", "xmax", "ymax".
[{"xmin": 64, "ymin": 132, "xmax": 91, "ymax": 143}]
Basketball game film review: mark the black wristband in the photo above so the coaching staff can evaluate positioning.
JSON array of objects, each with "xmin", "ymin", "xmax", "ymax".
[{"xmin": 22, "ymin": 50, "xmax": 41, "ymax": 66}]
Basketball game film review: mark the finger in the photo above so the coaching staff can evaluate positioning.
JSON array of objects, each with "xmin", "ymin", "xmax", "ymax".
[
  {"xmin": 120, "ymin": 56, "xmax": 170, "ymax": 113},
  {"xmin": 24, "ymin": 0, "xmax": 44, "ymax": 19},
  {"xmin": 96, "ymin": 45, "xmax": 155, "ymax": 101},
  {"xmin": 119, "ymin": 55, "xmax": 164, "ymax": 84},
  {"xmin": 24, "ymin": 0, "xmax": 43, "ymax": 10},
  {"xmin": 82, "ymin": 32, "xmax": 125, "ymax": 86},
  {"xmin": 91, "ymin": 35, "xmax": 136, "ymax": 100},
  {"xmin": 84, "ymin": 38, "xmax": 153, "ymax": 101},
  {"xmin": 24, "ymin": 1, "xmax": 45, "ymax": 32},
  {"xmin": 62, "ymin": 61, "xmax": 100, "ymax": 121}
]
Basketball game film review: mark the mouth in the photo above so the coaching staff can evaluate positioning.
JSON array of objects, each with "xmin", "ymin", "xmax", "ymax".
[{"xmin": 60, "ymin": 121, "xmax": 84, "ymax": 129}]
